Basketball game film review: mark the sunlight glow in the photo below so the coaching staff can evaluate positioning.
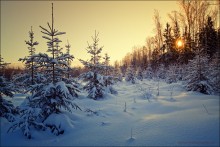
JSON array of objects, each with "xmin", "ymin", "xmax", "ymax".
[
  {"xmin": 177, "ymin": 40, "xmax": 183, "ymax": 47},
  {"xmin": 176, "ymin": 39, "xmax": 184, "ymax": 51}
]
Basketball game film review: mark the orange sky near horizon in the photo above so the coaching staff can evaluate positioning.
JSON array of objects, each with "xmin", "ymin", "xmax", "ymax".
[{"xmin": 1, "ymin": 1, "xmax": 181, "ymax": 68}]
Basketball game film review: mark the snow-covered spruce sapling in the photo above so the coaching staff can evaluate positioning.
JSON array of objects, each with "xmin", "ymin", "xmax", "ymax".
[
  {"xmin": 0, "ymin": 76, "xmax": 18, "ymax": 122},
  {"xmin": 19, "ymin": 26, "xmax": 39, "ymax": 85},
  {"xmin": 125, "ymin": 65, "xmax": 136, "ymax": 84},
  {"xmin": 184, "ymin": 50, "xmax": 213, "ymax": 94},
  {"xmin": 8, "ymin": 81, "xmax": 81, "ymax": 139},
  {"xmin": 79, "ymin": 71, "xmax": 105, "ymax": 99},
  {"xmin": 102, "ymin": 53, "xmax": 117, "ymax": 94},
  {"xmin": 8, "ymin": 3, "xmax": 80, "ymax": 139},
  {"xmin": 136, "ymin": 67, "xmax": 143, "ymax": 81},
  {"xmin": 15, "ymin": 27, "xmax": 41, "ymax": 93},
  {"xmin": 144, "ymin": 65, "xmax": 153, "ymax": 79},
  {"xmin": 0, "ymin": 58, "xmax": 18, "ymax": 122},
  {"xmin": 79, "ymin": 31, "xmax": 116, "ymax": 99},
  {"xmin": 65, "ymin": 40, "xmax": 72, "ymax": 79},
  {"xmin": 8, "ymin": 107, "xmax": 46, "ymax": 139},
  {"xmin": 166, "ymin": 64, "xmax": 178, "ymax": 84},
  {"xmin": 39, "ymin": 3, "xmax": 66, "ymax": 84}
]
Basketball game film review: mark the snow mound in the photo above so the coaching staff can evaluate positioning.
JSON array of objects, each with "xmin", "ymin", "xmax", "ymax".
[{"xmin": 44, "ymin": 113, "xmax": 75, "ymax": 134}]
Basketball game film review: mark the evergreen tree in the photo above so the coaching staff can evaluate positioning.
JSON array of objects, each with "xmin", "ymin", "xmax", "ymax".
[
  {"xmin": 39, "ymin": 3, "xmax": 66, "ymax": 84},
  {"xmin": 173, "ymin": 21, "xmax": 180, "ymax": 40},
  {"xmin": 163, "ymin": 23, "xmax": 174, "ymax": 53},
  {"xmin": 178, "ymin": 26, "xmax": 194, "ymax": 64},
  {"xmin": 65, "ymin": 40, "xmax": 72, "ymax": 79},
  {"xmin": 102, "ymin": 53, "xmax": 117, "ymax": 94},
  {"xmin": 125, "ymin": 64, "xmax": 136, "ymax": 84},
  {"xmin": 79, "ymin": 31, "xmax": 106, "ymax": 99},
  {"xmin": 208, "ymin": 54, "xmax": 220, "ymax": 94},
  {"xmin": 156, "ymin": 64, "xmax": 166, "ymax": 79},
  {"xmin": 0, "ymin": 57, "xmax": 17, "ymax": 122},
  {"xmin": 198, "ymin": 16, "xmax": 218, "ymax": 58},
  {"xmin": 184, "ymin": 49, "xmax": 213, "ymax": 94},
  {"xmin": 8, "ymin": 3, "xmax": 80, "ymax": 139},
  {"xmin": 15, "ymin": 27, "xmax": 40, "ymax": 93},
  {"xmin": 136, "ymin": 67, "xmax": 143, "ymax": 81},
  {"xmin": 24, "ymin": 26, "xmax": 39, "ymax": 85},
  {"xmin": 166, "ymin": 64, "xmax": 178, "ymax": 84},
  {"xmin": 102, "ymin": 53, "xmax": 111, "ymax": 76},
  {"xmin": 161, "ymin": 23, "xmax": 179, "ymax": 66},
  {"xmin": 143, "ymin": 64, "xmax": 154, "ymax": 80}
]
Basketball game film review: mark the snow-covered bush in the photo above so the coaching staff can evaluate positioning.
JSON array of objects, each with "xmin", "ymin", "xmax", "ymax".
[{"xmin": 138, "ymin": 85, "xmax": 154, "ymax": 102}]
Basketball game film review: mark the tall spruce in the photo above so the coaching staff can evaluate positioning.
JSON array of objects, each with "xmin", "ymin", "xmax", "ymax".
[
  {"xmin": 40, "ymin": 3, "xmax": 66, "ymax": 84},
  {"xmin": 199, "ymin": 16, "xmax": 218, "ymax": 58}
]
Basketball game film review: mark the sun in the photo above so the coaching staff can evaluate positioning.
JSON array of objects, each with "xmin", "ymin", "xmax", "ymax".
[
  {"xmin": 175, "ymin": 39, "xmax": 184, "ymax": 50},
  {"xmin": 177, "ymin": 40, "xmax": 183, "ymax": 47}
]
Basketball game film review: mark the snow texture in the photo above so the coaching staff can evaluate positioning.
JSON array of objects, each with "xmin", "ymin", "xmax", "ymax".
[{"xmin": 1, "ymin": 79, "xmax": 219, "ymax": 146}]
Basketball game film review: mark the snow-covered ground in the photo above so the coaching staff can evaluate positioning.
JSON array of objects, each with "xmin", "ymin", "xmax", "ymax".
[{"xmin": 1, "ymin": 79, "xmax": 219, "ymax": 146}]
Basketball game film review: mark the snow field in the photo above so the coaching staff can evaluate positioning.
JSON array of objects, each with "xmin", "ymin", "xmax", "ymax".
[{"xmin": 1, "ymin": 79, "xmax": 219, "ymax": 146}]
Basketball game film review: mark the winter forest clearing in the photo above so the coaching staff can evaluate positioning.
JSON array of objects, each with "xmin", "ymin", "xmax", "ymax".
[
  {"xmin": 1, "ymin": 1, "xmax": 220, "ymax": 147},
  {"xmin": 1, "ymin": 80, "xmax": 219, "ymax": 146}
]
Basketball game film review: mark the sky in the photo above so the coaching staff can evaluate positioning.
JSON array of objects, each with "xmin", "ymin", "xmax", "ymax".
[{"xmin": 1, "ymin": 1, "xmax": 181, "ymax": 67}]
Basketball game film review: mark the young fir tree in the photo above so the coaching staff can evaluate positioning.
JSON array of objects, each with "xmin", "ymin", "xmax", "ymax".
[
  {"xmin": 136, "ymin": 67, "xmax": 143, "ymax": 81},
  {"xmin": 0, "ymin": 57, "xmax": 17, "ymax": 122},
  {"xmin": 163, "ymin": 23, "xmax": 174, "ymax": 53},
  {"xmin": 113, "ymin": 61, "xmax": 123, "ymax": 82},
  {"xmin": 102, "ymin": 53, "xmax": 110, "ymax": 76},
  {"xmin": 184, "ymin": 48, "xmax": 213, "ymax": 94},
  {"xmin": 178, "ymin": 26, "xmax": 194, "ymax": 64},
  {"xmin": 14, "ymin": 27, "xmax": 40, "ymax": 93},
  {"xmin": 102, "ymin": 53, "xmax": 117, "ymax": 94},
  {"xmin": 79, "ymin": 31, "xmax": 106, "ymax": 99},
  {"xmin": 166, "ymin": 64, "xmax": 178, "ymax": 84},
  {"xmin": 207, "ymin": 54, "xmax": 220, "ymax": 94},
  {"xmin": 143, "ymin": 64, "xmax": 154, "ymax": 80},
  {"xmin": 173, "ymin": 21, "xmax": 180, "ymax": 40},
  {"xmin": 9, "ymin": 3, "xmax": 80, "ymax": 139},
  {"xmin": 65, "ymin": 40, "xmax": 72, "ymax": 79},
  {"xmin": 161, "ymin": 23, "xmax": 179, "ymax": 66},
  {"xmin": 125, "ymin": 62, "xmax": 136, "ymax": 84}
]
